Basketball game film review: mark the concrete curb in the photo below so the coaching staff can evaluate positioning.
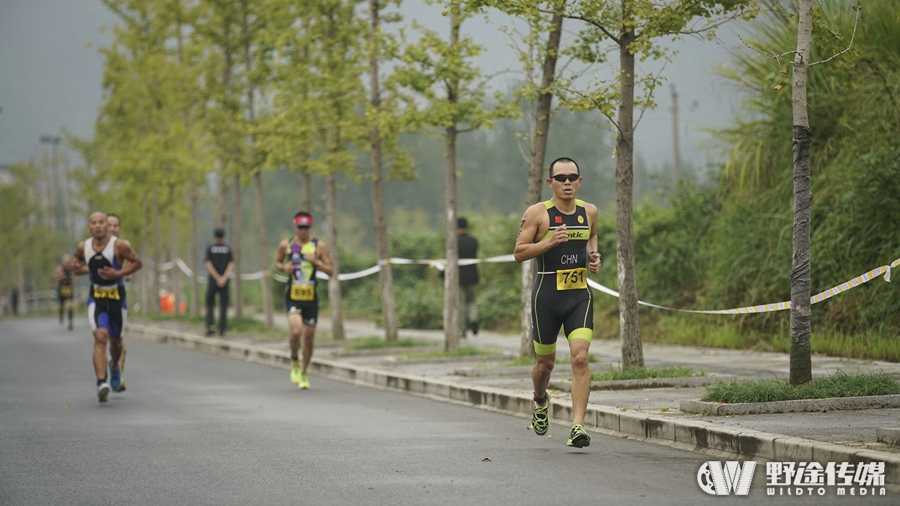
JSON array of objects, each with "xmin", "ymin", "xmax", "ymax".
[
  {"xmin": 681, "ymin": 395, "xmax": 900, "ymax": 415},
  {"xmin": 877, "ymin": 428, "xmax": 900, "ymax": 447},
  {"xmin": 128, "ymin": 323, "xmax": 900, "ymax": 486},
  {"xmin": 550, "ymin": 375, "xmax": 737, "ymax": 392}
]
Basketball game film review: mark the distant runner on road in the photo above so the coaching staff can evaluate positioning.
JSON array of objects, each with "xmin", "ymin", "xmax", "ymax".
[{"xmin": 52, "ymin": 254, "xmax": 76, "ymax": 331}]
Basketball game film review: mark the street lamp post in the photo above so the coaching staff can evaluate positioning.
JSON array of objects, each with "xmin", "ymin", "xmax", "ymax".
[{"xmin": 39, "ymin": 135, "xmax": 65, "ymax": 235}]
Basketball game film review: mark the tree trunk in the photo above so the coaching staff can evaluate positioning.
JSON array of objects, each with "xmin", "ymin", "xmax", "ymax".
[
  {"xmin": 325, "ymin": 172, "xmax": 345, "ymax": 341},
  {"xmin": 615, "ymin": 14, "xmax": 644, "ymax": 368},
  {"xmin": 253, "ymin": 172, "xmax": 273, "ymax": 327},
  {"xmin": 790, "ymin": 0, "xmax": 814, "ymax": 386},
  {"xmin": 520, "ymin": 12, "xmax": 563, "ymax": 358},
  {"xmin": 168, "ymin": 183, "xmax": 181, "ymax": 314},
  {"xmin": 369, "ymin": 0, "xmax": 398, "ymax": 343},
  {"xmin": 301, "ymin": 170, "xmax": 312, "ymax": 212},
  {"xmin": 241, "ymin": 6, "xmax": 273, "ymax": 328},
  {"xmin": 443, "ymin": 123, "xmax": 460, "ymax": 351},
  {"xmin": 671, "ymin": 85, "xmax": 681, "ymax": 186},
  {"xmin": 16, "ymin": 252, "xmax": 26, "ymax": 314},
  {"xmin": 152, "ymin": 188, "xmax": 161, "ymax": 315},
  {"xmin": 218, "ymin": 176, "xmax": 229, "ymax": 228},
  {"xmin": 232, "ymin": 174, "xmax": 243, "ymax": 318},
  {"xmin": 177, "ymin": 17, "xmax": 200, "ymax": 317},
  {"xmin": 443, "ymin": 7, "xmax": 461, "ymax": 352},
  {"xmin": 189, "ymin": 178, "xmax": 200, "ymax": 317},
  {"xmin": 140, "ymin": 197, "xmax": 150, "ymax": 314}
]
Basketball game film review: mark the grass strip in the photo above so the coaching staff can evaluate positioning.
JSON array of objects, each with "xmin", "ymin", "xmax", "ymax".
[
  {"xmin": 701, "ymin": 370, "xmax": 900, "ymax": 403},
  {"xmin": 507, "ymin": 354, "xmax": 598, "ymax": 367},
  {"xmin": 400, "ymin": 346, "xmax": 504, "ymax": 360},
  {"xmin": 347, "ymin": 336, "xmax": 432, "ymax": 350},
  {"xmin": 591, "ymin": 365, "xmax": 701, "ymax": 382}
]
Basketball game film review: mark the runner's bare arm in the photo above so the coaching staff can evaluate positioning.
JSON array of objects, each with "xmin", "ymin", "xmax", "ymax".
[
  {"xmin": 513, "ymin": 203, "xmax": 567, "ymax": 263},
  {"xmin": 99, "ymin": 241, "xmax": 142, "ymax": 280},
  {"xmin": 71, "ymin": 242, "xmax": 89, "ymax": 275},
  {"xmin": 311, "ymin": 242, "xmax": 333, "ymax": 277},
  {"xmin": 274, "ymin": 240, "xmax": 292, "ymax": 274},
  {"xmin": 586, "ymin": 203, "xmax": 602, "ymax": 274}
]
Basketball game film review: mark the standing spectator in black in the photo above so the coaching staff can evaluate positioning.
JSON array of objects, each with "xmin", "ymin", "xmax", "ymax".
[
  {"xmin": 457, "ymin": 217, "xmax": 480, "ymax": 338},
  {"xmin": 204, "ymin": 228, "xmax": 234, "ymax": 336}
]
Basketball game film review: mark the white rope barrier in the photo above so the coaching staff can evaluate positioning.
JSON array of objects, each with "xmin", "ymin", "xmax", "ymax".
[{"xmin": 154, "ymin": 253, "xmax": 898, "ymax": 314}]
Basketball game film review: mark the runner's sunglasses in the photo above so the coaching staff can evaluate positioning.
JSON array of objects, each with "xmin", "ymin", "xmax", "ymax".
[{"xmin": 551, "ymin": 173, "xmax": 580, "ymax": 182}]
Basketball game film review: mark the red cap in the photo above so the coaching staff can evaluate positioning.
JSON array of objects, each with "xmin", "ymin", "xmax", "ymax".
[{"xmin": 293, "ymin": 215, "xmax": 313, "ymax": 227}]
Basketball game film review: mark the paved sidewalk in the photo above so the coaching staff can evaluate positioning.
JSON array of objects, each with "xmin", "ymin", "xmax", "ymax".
[{"xmin": 128, "ymin": 316, "xmax": 900, "ymax": 487}]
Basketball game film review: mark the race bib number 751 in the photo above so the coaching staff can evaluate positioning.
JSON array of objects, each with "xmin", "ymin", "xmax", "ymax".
[{"xmin": 556, "ymin": 268, "xmax": 587, "ymax": 290}]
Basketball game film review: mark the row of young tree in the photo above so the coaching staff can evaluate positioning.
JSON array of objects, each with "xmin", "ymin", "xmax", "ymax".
[{"xmin": 68, "ymin": 0, "xmax": 757, "ymax": 368}]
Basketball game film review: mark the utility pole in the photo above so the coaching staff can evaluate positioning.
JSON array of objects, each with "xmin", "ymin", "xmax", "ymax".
[
  {"xmin": 670, "ymin": 85, "xmax": 681, "ymax": 187},
  {"xmin": 40, "ymin": 135, "xmax": 65, "ymax": 234}
]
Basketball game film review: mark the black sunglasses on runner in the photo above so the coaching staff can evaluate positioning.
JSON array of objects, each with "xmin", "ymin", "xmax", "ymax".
[{"xmin": 551, "ymin": 173, "xmax": 580, "ymax": 182}]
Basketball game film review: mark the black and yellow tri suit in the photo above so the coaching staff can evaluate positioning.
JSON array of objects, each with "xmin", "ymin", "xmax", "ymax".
[
  {"xmin": 283, "ymin": 238, "xmax": 319, "ymax": 325},
  {"xmin": 530, "ymin": 199, "xmax": 594, "ymax": 355},
  {"xmin": 58, "ymin": 268, "xmax": 74, "ymax": 301}
]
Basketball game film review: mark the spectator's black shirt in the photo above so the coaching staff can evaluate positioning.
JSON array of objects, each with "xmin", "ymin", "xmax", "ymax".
[
  {"xmin": 204, "ymin": 243, "xmax": 233, "ymax": 276},
  {"xmin": 458, "ymin": 232, "xmax": 479, "ymax": 286}
]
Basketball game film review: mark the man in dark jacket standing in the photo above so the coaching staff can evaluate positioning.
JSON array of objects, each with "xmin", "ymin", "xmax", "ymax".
[
  {"xmin": 204, "ymin": 228, "xmax": 234, "ymax": 336},
  {"xmin": 457, "ymin": 217, "xmax": 479, "ymax": 338}
]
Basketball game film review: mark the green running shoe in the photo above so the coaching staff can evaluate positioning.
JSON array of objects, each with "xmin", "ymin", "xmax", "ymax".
[
  {"xmin": 290, "ymin": 362, "xmax": 301, "ymax": 384},
  {"xmin": 567, "ymin": 424, "xmax": 591, "ymax": 448},
  {"xmin": 532, "ymin": 392, "xmax": 550, "ymax": 435},
  {"xmin": 299, "ymin": 372, "xmax": 310, "ymax": 390}
]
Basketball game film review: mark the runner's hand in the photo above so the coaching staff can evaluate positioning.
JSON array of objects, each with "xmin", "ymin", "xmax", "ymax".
[
  {"xmin": 550, "ymin": 224, "xmax": 569, "ymax": 246},
  {"xmin": 588, "ymin": 252, "xmax": 602, "ymax": 274},
  {"xmin": 97, "ymin": 266, "xmax": 121, "ymax": 280}
]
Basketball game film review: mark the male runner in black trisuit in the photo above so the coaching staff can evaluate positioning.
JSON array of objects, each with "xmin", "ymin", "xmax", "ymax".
[
  {"xmin": 71, "ymin": 212, "xmax": 143, "ymax": 402},
  {"xmin": 514, "ymin": 157, "xmax": 602, "ymax": 448}
]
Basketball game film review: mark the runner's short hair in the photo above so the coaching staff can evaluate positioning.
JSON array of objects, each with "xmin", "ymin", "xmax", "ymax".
[{"xmin": 548, "ymin": 157, "xmax": 580, "ymax": 178}]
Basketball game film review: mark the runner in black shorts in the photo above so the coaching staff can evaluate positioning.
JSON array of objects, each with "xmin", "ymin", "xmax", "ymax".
[
  {"xmin": 514, "ymin": 157, "xmax": 602, "ymax": 448},
  {"xmin": 71, "ymin": 212, "xmax": 143, "ymax": 402},
  {"xmin": 274, "ymin": 212, "xmax": 333, "ymax": 390},
  {"xmin": 52, "ymin": 254, "xmax": 76, "ymax": 330}
]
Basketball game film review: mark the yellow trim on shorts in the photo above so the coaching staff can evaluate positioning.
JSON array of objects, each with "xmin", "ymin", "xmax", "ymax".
[
  {"xmin": 566, "ymin": 328, "xmax": 593, "ymax": 344},
  {"xmin": 534, "ymin": 341, "xmax": 557, "ymax": 356}
]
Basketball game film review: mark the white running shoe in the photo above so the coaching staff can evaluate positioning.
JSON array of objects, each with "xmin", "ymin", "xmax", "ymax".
[{"xmin": 97, "ymin": 382, "xmax": 111, "ymax": 403}]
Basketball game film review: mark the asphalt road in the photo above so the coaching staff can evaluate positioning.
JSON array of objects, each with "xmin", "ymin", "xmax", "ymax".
[{"xmin": 1, "ymin": 318, "xmax": 894, "ymax": 505}]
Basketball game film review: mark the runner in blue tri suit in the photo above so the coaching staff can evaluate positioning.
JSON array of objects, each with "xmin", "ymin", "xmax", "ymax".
[
  {"xmin": 514, "ymin": 157, "xmax": 602, "ymax": 448},
  {"xmin": 71, "ymin": 212, "xmax": 143, "ymax": 403},
  {"xmin": 274, "ymin": 212, "xmax": 333, "ymax": 390},
  {"xmin": 107, "ymin": 213, "xmax": 131, "ymax": 377}
]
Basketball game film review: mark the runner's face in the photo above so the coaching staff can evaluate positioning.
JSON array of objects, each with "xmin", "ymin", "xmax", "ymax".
[
  {"xmin": 548, "ymin": 161, "xmax": 581, "ymax": 198},
  {"xmin": 89, "ymin": 213, "xmax": 109, "ymax": 239},
  {"xmin": 108, "ymin": 217, "xmax": 120, "ymax": 236}
]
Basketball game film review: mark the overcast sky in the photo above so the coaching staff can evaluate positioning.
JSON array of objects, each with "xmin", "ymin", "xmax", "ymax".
[{"xmin": 0, "ymin": 0, "xmax": 749, "ymax": 173}]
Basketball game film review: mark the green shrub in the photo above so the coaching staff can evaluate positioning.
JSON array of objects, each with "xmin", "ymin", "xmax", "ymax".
[{"xmin": 702, "ymin": 371, "xmax": 900, "ymax": 403}]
